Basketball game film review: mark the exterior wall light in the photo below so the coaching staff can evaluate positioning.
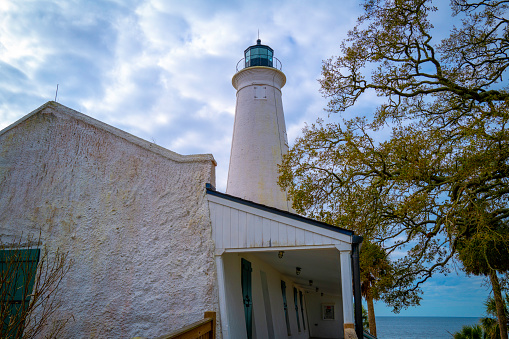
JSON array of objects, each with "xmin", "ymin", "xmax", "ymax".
[
  {"xmin": 278, "ymin": 251, "xmax": 284, "ymax": 259},
  {"xmin": 296, "ymin": 267, "xmax": 301, "ymax": 275}
]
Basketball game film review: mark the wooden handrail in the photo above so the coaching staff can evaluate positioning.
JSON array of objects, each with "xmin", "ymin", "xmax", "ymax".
[{"xmin": 153, "ymin": 312, "xmax": 216, "ymax": 339}]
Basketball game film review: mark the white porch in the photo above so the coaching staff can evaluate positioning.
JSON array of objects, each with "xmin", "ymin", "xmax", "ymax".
[{"xmin": 206, "ymin": 188, "xmax": 357, "ymax": 339}]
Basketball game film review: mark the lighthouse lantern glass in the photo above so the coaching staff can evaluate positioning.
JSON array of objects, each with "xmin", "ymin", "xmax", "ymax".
[{"xmin": 244, "ymin": 44, "xmax": 274, "ymax": 68}]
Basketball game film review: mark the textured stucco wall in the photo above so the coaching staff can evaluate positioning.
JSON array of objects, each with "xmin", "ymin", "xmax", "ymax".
[{"xmin": 0, "ymin": 103, "xmax": 219, "ymax": 338}]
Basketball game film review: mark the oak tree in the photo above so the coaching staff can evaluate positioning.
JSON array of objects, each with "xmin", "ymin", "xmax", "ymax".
[{"xmin": 279, "ymin": 0, "xmax": 509, "ymax": 336}]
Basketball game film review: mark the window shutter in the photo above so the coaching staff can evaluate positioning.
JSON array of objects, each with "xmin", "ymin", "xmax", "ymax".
[
  {"xmin": 241, "ymin": 258, "xmax": 253, "ymax": 339},
  {"xmin": 281, "ymin": 280, "xmax": 291, "ymax": 336},
  {"xmin": 299, "ymin": 290, "xmax": 306, "ymax": 330},
  {"xmin": 294, "ymin": 287, "xmax": 301, "ymax": 332},
  {"xmin": 0, "ymin": 249, "xmax": 40, "ymax": 338}
]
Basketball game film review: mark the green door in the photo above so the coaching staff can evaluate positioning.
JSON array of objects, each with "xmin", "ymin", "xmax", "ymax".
[{"xmin": 241, "ymin": 258, "xmax": 253, "ymax": 339}]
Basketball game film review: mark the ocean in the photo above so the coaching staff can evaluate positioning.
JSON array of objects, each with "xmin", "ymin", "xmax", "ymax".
[{"xmin": 375, "ymin": 316, "xmax": 480, "ymax": 338}]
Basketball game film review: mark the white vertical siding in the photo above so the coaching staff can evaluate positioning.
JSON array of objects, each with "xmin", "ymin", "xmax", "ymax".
[
  {"xmin": 247, "ymin": 213, "xmax": 256, "ymax": 247},
  {"xmin": 239, "ymin": 211, "xmax": 248, "ymax": 248},
  {"xmin": 208, "ymin": 197, "xmax": 351, "ymax": 250},
  {"xmin": 223, "ymin": 204, "xmax": 231, "ymax": 249},
  {"xmin": 230, "ymin": 209, "xmax": 239, "ymax": 248},
  {"xmin": 263, "ymin": 218, "xmax": 271, "ymax": 247}
]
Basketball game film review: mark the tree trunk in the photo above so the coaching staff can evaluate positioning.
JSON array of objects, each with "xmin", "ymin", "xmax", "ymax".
[
  {"xmin": 489, "ymin": 269, "xmax": 508, "ymax": 339},
  {"xmin": 366, "ymin": 290, "xmax": 377, "ymax": 337}
]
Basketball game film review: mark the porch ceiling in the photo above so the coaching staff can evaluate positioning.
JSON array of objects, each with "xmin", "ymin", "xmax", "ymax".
[{"xmin": 251, "ymin": 248, "xmax": 342, "ymax": 295}]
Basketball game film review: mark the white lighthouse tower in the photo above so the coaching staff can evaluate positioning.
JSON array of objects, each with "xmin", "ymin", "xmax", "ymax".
[{"xmin": 226, "ymin": 39, "xmax": 292, "ymax": 211}]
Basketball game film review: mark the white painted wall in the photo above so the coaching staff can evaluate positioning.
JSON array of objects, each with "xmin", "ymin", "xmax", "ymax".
[
  {"xmin": 208, "ymin": 194, "xmax": 352, "ymax": 250},
  {"xmin": 306, "ymin": 292, "xmax": 344, "ymax": 339},
  {"xmin": 222, "ymin": 252, "xmax": 311, "ymax": 339},
  {"xmin": 221, "ymin": 253, "xmax": 247, "ymax": 339},
  {"xmin": 227, "ymin": 67, "xmax": 292, "ymax": 211},
  {"xmin": 0, "ymin": 102, "xmax": 219, "ymax": 338}
]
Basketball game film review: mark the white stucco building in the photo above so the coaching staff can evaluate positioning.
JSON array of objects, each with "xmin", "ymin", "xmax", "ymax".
[
  {"xmin": 0, "ymin": 102, "xmax": 218, "ymax": 338},
  {"xmin": 0, "ymin": 41, "xmax": 362, "ymax": 339}
]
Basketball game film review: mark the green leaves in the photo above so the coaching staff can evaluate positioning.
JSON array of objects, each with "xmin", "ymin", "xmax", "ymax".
[{"xmin": 279, "ymin": 0, "xmax": 509, "ymax": 313}]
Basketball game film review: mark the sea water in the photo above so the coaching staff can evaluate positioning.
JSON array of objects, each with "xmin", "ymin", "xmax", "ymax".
[{"xmin": 375, "ymin": 316, "xmax": 480, "ymax": 338}]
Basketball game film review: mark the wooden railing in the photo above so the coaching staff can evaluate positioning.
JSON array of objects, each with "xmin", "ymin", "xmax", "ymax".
[
  {"xmin": 153, "ymin": 312, "xmax": 216, "ymax": 339},
  {"xmin": 363, "ymin": 330, "xmax": 378, "ymax": 339}
]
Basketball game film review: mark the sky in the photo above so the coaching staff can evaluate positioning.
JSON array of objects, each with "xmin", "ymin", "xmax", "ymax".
[{"xmin": 0, "ymin": 0, "xmax": 494, "ymax": 318}]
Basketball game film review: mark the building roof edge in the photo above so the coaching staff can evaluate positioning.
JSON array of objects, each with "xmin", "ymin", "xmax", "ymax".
[
  {"xmin": 205, "ymin": 185, "xmax": 354, "ymax": 237},
  {"xmin": 0, "ymin": 101, "xmax": 217, "ymax": 166}
]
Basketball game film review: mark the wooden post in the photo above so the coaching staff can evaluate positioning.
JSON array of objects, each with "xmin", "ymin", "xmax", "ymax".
[{"xmin": 204, "ymin": 312, "xmax": 216, "ymax": 339}]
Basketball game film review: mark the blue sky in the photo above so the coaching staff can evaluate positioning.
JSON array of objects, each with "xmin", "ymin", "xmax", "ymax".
[{"xmin": 0, "ymin": 0, "xmax": 494, "ymax": 317}]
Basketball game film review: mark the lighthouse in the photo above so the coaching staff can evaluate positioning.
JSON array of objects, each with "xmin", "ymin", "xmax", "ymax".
[{"xmin": 226, "ymin": 39, "xmax": 292, "ymax": 211}]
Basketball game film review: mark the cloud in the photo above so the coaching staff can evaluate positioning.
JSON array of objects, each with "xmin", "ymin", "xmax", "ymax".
[
  {"xmin": 0, "ymin": 0, "xmax": 365, "ymax": 191},
  {"xmin": 0, "ymin": 0, "xmax": 486, "ymax": 318}
]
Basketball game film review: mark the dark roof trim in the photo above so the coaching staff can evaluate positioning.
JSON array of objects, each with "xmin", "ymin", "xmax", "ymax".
[
  {"xmin": 205, "ymin": 184, "xmax": 354, "ymax": 237},
  {"xmin": 353, "ymin": 235, "xmax": 364, "ymax": 244}
]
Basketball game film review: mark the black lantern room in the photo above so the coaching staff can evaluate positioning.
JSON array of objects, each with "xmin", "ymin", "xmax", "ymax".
[{"xmin": 244, "ymin": 39, "xmax": 274, "ymax": 68}]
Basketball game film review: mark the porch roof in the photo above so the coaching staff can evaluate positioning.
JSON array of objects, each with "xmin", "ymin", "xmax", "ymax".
[
  {"xmin": 206, "ymin": 185, "xmax": 354, "ymax": 254},
  {"xmin": 206, "ymin": 186, "xmax": 356, "ymax": 295}
]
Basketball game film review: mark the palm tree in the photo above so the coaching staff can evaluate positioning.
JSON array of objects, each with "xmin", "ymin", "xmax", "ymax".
[
  {"xmin": 359, "ymin": 241, "xmax": 393, "ymax": 337},
  {"xmin": 453, "ymin": 324, "xmax": 486, "ymax": 339},
  {"xmin": 454, "ymin": 294, "xmax": 509, "ymax": 339},
  {"xmin": 480, "ymin": 294, "xmax": 509, "ymax": 339},
  {"xmin": 362, "ymin": 305, "xmax": 369, "ymax": 332},
  {"xmin": 455, "ymin": 214, "xmax": 509, "ymax": 339}
]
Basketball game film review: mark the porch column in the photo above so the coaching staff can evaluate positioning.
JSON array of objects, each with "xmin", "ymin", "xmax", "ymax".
[
  {"xmin": 216, "ymin": 254, "xmax": 230, "ymax": 339},
  {"xmin": 340, "ymin": 250, "xmax": 357, "ymax": 339}
]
